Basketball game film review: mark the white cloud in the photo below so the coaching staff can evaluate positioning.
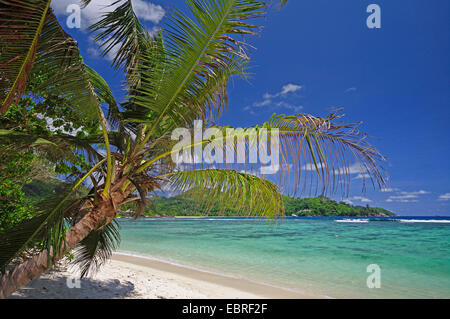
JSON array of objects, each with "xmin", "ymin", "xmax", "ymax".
[
  {"xmin": 302, "ymin": 162, "xmax": 325, "ymax": 171},
  {"xmin": 281, "ymin": 83, "xmax": 302, "ymax": 95},
  {"xmin": 263, "ymin": 93, "xmax": 273, "ymax": 100},
  {"xmin": 334, "ymin": 162, "xmax": 368, "ymax": 175},
  {"xmin": 37, "ymin": 114, "xmax": 82, "ymax": 136},
  {"xmin": 260, "ymin": 163, "xmax": 292, "ymax": 175},
  {"xmin": 53, "ymin": 1, "xmax": 164, "ymax": 61},
  {"xmin": 342, "ymin": 199, "xmax": 353, "ymax": 205},
  {"xmin": 243, "ymin": 105, "xmax": 256, "ymax": 115},
  {"xmin": 250, "ymin": 99, "xmax": 303, "ymax": 112},
  {"xmin": 386, "ymin": 198, "xmax": 418, "ymax": 203},
  {"xmin": 380, "ymin": 187, "xmax": 399, "ymax": 193},
  {"xmin": 389, "ymin": 194, "xmax": 418, "ymax": 200},
  {"xmin": 345, "ymin": 87, "xmax": 357, "ymax": 93},
  {"xmin": 253, "ymin": 99, "xmax": 272, "ymax": 107},
  {"xmin": 245, "ymin": 83, "xmax": 303, "ymax": 114},
  {"xmin": 350, "ymin": 196, "xmax": 372, "ymax": 203},
  {"xmin": 132, "ymin": 0, "xmax": 165, "ymax": 23},
  {"xmin": 87, "ymin": 47, "xmax": 100, "ymax": 57},
  {"xmin": 438, "ymin": 193, "xmax": 450, "ymax": 201},
  {"xmin": 302, "ymin": 162, "xmax": 370, "ymax": 177},
  {"xmin": 399, "ymin": 190, "xmax": 430, "ymax": 195},
  {"xmin": 52, "ymin": 0, "xmax": 165, "ymax": 29},
  {"xmin": 263, "ymin": 83, "xmax": 303, "ymax": 99},
  {"xmin": 386, "ymin": 190, "xmax": 429, "ymax": 203},
  {"xmin": 239, "ymin": 169, "xmax": 260, "ymax": 177},
  {"xmin": 276, "ymin": 101, "xmax": 303, "ymax": 112},
  {"xmin": 354, "ymin": 173, "xmax": 370, "ymax": 179}
]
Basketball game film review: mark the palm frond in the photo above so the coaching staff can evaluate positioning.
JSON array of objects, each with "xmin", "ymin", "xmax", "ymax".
[
  {"xmin": 0, "ymin": 0, "xmax": 51, "ymax": 113},
  {"xmin": 0, "ymin": 3, "xmax": 101, "ymax": 120},
  {"xmin": 90, "ymin": 0, "xmax": 167, "ymax": 136},
  {"xmin": 29, "ymin": 10, "xmax": 101, "ymax": 121},
  {"xmin": 146, "ymin": 111, "xmax": 386, "ymax": 197},
  {"xmin": 259, "ymin": 111, "xmax": 386, "ymax": 195},
  {"xmin": 0, "ymin": 129, "xmax": 103, "ymax": 164},
  {"xmin": 131, "ymin": 0, "xmax": 268, "ymax": 137},
  {"xmin": 0, "ymin": 182, "xmax": 75, "ymax": 271},
  {"xmin": 72, "ymin": 219, "xmax": 120, "ymax": 278},
  {"xmin": 80, "ymin": 0, "xmax": 93, "ymax": 8},
  {"xmin": 85, "ymin": 65, "xmax": 119, "ymax": 126},
  {"xmin": 127, "ymin": 178, "xmax": 156, "ymax": 218},
  {"xmin": 162, "ymin": 169, "xmax": 284, "ymax": 217},
  {"xmin": 0, "ymin": 160, "xmax": 106, "ymax": 271},
  {"xmin": 90, "ymin": 0, "xmax": 154, "ymax": 86}
]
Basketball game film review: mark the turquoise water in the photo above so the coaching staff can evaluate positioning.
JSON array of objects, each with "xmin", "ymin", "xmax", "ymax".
[{"xmin": 117, "ymin": 217, "xmax": 450, "ymax": 298}]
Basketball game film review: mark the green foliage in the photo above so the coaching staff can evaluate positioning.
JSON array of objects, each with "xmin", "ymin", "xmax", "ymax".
[
  {"xmin": 0, "ymin": 0, "xmax": 52, "ymax": 113},
  {"xmin": 0, "ymin": 0, "xmax": 390, "ymax": 287},
  {"xmin": 124, "ymin": 194, "xmax": 395, "ymax": 217},
  {"xmin": 166, "ymin": 169, "xmax": 284, "ymax": 217},
  {"xmin": 282, "ymin": 196, "xmax": 396, "ymax": 217},
  {"xmin": 22, "ymin": 179, "xmax": 66, "ymax": 202},
  {"xmin": 0, "ymin": 150, "xmax": 37, "ymax": 231},
  {"xmin": 0, "ymin": 88, "xmax": 98, "ymax": 177},
  {"xmin": 0, "ymin": 180, "xmax": 34, "ymax": 232},
  {"xmin": 72, "ymin": 220, "xmax": 121, "ymax": 278}
]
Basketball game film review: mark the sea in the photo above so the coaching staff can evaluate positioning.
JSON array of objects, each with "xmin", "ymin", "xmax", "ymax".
[{"xmin": 117, "ymin": 216, "xmax": 450, "ymax": 298}]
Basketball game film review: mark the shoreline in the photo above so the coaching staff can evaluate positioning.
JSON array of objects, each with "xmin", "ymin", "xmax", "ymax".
[
  {"xmin": 112, "ymin": 252, "xmax": 321, "ymax": 299},
  {"xmin": 10, "ymin": 252, "xmax": 320, "ymax": 299}
]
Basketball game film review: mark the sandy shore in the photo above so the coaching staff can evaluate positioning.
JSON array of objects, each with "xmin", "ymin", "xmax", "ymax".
[{"xmin": 9, "ymin": 253, "xmax": 318, "ymax": 299}]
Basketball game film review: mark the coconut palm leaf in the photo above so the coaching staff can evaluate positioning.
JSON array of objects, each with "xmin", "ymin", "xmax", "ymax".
[
  {"xmin": 80, "ymin": 0, "xmax": 93, "ymax": 8},
  {"xmin": 90, "ymin": 0, "xmax": 288, "ymax": 147},
  {"xmin": 0, "ymin": 0, "xmax": 51, "ymax": 113},
  {"xmin": 85, "ymin": 65, "xmax": 119, "ymax": 126},
  {"xmin": 0, "ymin": 182, "xmax": 75, "ymax": 271},
  {"xmin": 29, "ymin": 10, "xmax": 99, "ymax": 121},
  {"xmin": 90, "ymin": 1, "xmax": 168, "ymax": 135},
  {"xmin": 118, "ymin": 32, "xmax": 168, "ymax": 132},
  {"xmin": 0, "ymin": 212, "xmax": 51, "ymax": 272},
  {"xmin": 259, "ymin": 111, "xmax": 386, "ymax": 195},
  {"xmin": 0, "ymin": 129, "xmax": 103, "ymax": 164},
  {"xmin": 0, "ymin": 159, "xmax": 106, "ymax": 272},
  {"xmin": 161, "ymin": 169, "xmax": 284, "ymax": 217},
  {"xmin": 90, "ymin": 0, "xmax": 154, "ymax": 85},
  {"xmin": 72, "ymin": 219, "xmax": 120, "ymax": 278},
  {"xmin": 132, "ymin": 0, "xmax": 266, "ymax": 136},
  {"xmin": 142, "ymin": 111, "xmax": 386, "ymax": 196},
  {"xmin": 0, "ymin": 3, "xmax": 102, "ymax": 120}
]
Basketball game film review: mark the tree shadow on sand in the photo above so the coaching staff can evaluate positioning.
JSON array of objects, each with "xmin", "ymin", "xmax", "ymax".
[{"xmin": 9, "ymin": 270, "xmax": 138, "ymax": 299}]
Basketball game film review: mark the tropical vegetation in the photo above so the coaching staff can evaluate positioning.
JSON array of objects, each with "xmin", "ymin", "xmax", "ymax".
[
  {"xmin": 117, "ymin": 193, "xmax": 395, "ymax": 217},
  {"xmin": 0, "ymin": 0, "xmax": 386, "ymax": 298}
]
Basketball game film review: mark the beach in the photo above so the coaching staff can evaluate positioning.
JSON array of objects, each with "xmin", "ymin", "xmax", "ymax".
[
  {"xmin": 9, "ymin": 217, "xmax": 450, "ymax": 299},
  {"xmin": 9, "ymin": 253, "xmax": 315, "ymax": 299}
]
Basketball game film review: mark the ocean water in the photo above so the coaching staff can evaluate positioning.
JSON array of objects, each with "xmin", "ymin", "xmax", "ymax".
[{"xmin": 117, "ymin": 217, "xmax": 450, "ymax": 298}]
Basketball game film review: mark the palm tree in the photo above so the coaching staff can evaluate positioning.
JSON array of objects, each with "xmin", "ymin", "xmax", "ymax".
[{"xmin": 0, "ymin": 0, "xmax": 385, "ymax": 298}]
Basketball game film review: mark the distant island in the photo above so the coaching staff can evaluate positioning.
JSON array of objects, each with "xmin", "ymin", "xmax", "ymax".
[
  {"xmin": 120, "ymin": 193, "xmax": 396, "ymax": 218},
  {"xmin": 23, "ymin": 179, "xmax": 395, "ymax": 218}
]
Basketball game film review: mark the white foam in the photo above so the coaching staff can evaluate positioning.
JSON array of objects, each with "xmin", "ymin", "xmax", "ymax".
[
  {"xmin": 335, "ymin": 219, "xmax": 369, "ymax": 223},
  {"xmin": 398, "ymin": 219, "xmax": 450, "ymax": 223}
]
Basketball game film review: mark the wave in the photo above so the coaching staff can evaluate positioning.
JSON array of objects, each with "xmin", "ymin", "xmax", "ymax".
[
  {"xmin": 398, "ymin": 219, "xmax": 450, "ymax": 223},
  {"xmin": 335, "ymin": 219, "xmax": 369, "ymax": 223}
]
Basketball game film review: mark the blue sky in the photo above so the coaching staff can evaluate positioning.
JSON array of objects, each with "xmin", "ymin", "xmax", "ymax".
[{"xmin": 53, "ymin": 0, "xmax": 450, "ymax": 216}]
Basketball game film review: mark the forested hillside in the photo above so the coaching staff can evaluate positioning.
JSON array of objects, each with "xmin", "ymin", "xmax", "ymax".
[{"xmin": 119, "ymin": 193, "xmax": 396, "ymax": 217}]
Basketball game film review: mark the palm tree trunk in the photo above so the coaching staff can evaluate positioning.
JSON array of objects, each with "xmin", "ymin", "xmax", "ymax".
[{"xmin": 0, "ymin": 190, "xmax": 128, "ymax": 299}]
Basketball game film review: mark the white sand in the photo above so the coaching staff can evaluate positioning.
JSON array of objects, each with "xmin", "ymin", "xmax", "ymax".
[{"xmin": 9, "ymin": 253, "xmax": 317, "ymax": 299}]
